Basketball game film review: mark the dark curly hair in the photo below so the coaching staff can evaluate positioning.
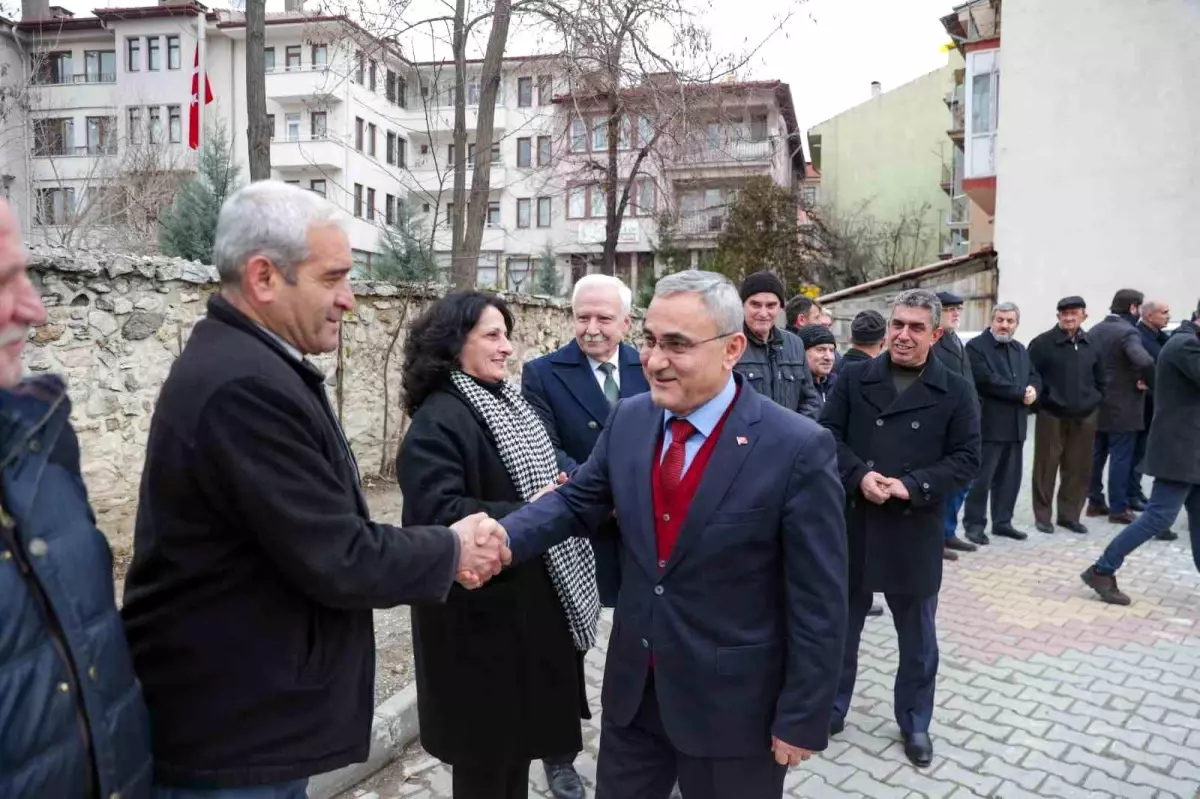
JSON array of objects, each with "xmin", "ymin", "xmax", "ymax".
[{"xmin": 402, "ymin": 291, "xmax": 514, "ymax": 416}]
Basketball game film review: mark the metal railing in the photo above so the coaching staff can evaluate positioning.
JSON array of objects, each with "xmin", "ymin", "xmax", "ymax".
[
  {"xmin": 674, "ymin": 137, "xmax": 775, "ymax": 165},
  {"xmin": 677, "ymin": 210, "xmax": 726, "ymax": 235},
  {"xmin": 33, "ymin": 143, "xmax": 118, "ymax": 157},
  {"xmin": 32, "ymin": 72, "xmax": 117, "ymax": 85},
  {"xmin": 947, "ymin": 195, "xmax": 970, "ymax": 226}
]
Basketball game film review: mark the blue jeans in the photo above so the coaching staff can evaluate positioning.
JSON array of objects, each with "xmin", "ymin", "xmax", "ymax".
[
  {"xmin": 1088, "ymin": 432, "xmax": 1138, "ymax": 514},
  {"xmin": 152, "ymin": 780, "xmax": 308, "ymax": 799},
  {"xmin": 943, "ymin": 484, "xmax": 971, "ymax": 539},
  {"xmin": 1095, "ymin": 478, "xmax": 1200, "ymax": 575}
]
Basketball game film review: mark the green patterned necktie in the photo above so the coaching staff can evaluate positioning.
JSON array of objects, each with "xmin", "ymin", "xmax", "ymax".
[{"xmin": 598, "ymin": 362, "xmax": 619, "ymax": 408}]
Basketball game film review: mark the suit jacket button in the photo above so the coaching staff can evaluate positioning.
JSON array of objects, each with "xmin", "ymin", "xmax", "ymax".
[
  {"xmin": 588, "ymin": 421, "xmax": 599, "ymax": 429},
  {"xmin": 640, "ymin": 638, "xmax": 649, "ymax": 648},
  {"xmin": 866, "ymin": 460, "xmax": 875, "ymax": 468},
  {"xmin": 658, "ymin": 559, "xmax": 667, "ymax": 568},
  {"xmin": 912, "ymin": 421, "xmax": 921, "ymax": 429},
  {"xmin": 923, "ymin": 483, "xmax": 931, "ymax": 490},
  {"xmin": 654, "ymin": 585, "xmax": 664, "ymax": 596},
  {"xmin": 876, "ymin": 419, "xmax": 884, "ymax": 427}
]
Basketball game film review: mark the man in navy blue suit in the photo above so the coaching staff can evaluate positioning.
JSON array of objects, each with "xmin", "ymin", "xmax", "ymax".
[
  {"xmin": 478, "ymin": 270, "xmax": 849, "ymax": 799},
  {"xmin": 521, "ymin": 273, "xmax": 649, "ymax": 798}
]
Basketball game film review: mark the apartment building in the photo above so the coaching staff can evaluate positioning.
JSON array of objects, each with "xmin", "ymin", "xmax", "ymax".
[{"xmin": 2, "ymin": 1, "xmax": 805, "ymax": 293}]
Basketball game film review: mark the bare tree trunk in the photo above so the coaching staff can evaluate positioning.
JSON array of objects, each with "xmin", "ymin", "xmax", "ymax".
[
  {"xmin": 461, "ymin": 0, "xmax": 513, "ymax": 280},
  {"xmin": 449, "ymin": 0, "xmax": 471, "ymax": 289},
  {"xmin": 245, "ymin": 0, "xmax": 270, "ymax": 181},
  {"xmin": 602, "ymin": 96, "xmax": 620, "ymax": 273}
]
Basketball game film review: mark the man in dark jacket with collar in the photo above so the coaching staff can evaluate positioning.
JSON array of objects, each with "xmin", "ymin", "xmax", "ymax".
[
  {"xmin": 822, "ymin": 288, "xmax": 980, "ymax": 769},
  {"xmin": 1086, "ymin": 289, "xmax": 1156, "ymax": 524},
  {"xmin": 734, "ymin": 271, "xmax": 822, "ymax": 419},
  {"xmin": 1130, "ymin": 300, "xmax": 1172, "ymax": 515},
  {"xmin": 932, "ymin": 291, "xmax": 979, "ymax": 558},
  {"xmin": 0, "ymin": 199, "xmax": 153, "ymax": 799},
  {"xmin": 1082, "ymin": 302, "xmax": 1200, "ymax": 605},
  {"xmin": 1028, "ymin": 296, "xmax": 1106, "ymax": 534},
  {"xmin": 963, "ymin": 302, "xmax": 1041, "ymax": 544},
  {"xmin": 121, "ymin": 182, "xmax": 509, "ymax": 796}
]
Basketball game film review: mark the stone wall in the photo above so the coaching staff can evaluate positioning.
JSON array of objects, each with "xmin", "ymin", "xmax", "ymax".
[{"xmin": 24, "ymin": 247, "xmax": 587, "ymax": 516}]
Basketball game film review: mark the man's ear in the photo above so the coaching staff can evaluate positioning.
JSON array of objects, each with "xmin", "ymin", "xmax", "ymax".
[
  {"xmin": 932, "ymin": 327, "xmax": 945, "ymax": 343},
  {"xmin": 242, "ymin": 255, "xmax": 280, "ymax": 305}
]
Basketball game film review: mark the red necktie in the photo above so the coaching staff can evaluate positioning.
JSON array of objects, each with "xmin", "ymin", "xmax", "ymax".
[{"xmin": 661, "ymin": 419, "xmax": 696, "ymax": 493}]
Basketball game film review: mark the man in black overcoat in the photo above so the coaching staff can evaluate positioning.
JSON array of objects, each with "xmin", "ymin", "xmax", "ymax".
[{"xmin": 822, "ymin": 288, "xmax": 981, "ymax": 769}]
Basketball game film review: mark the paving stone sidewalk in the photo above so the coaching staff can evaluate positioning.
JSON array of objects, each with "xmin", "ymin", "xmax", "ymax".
[{"xmin": 342, "ymin": 459, "xmax": 1200, "ymax": 799}]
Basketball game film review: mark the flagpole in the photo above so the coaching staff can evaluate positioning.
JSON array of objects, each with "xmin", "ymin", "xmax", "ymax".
[{"xmin": 196, "ymin": 9, "xmax": 205, "ymax": 153}]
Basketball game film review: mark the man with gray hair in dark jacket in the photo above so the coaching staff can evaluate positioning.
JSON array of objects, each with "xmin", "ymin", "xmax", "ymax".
[{"xmin": 735, "ymin": 271, "xmax": 822, "ymax": 419}]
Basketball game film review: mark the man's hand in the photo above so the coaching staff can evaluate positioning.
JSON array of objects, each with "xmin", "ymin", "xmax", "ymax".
[
  {"xmin": 771, "ymin": 736, "xmax": 813, "ymax": 767},
  {"xmin": 530, "ymin": 472, "xmax": 568, "ymax": 503},
  {"xmin": 1136, "ymin": 379, "xmax": 1148, "ymax": 391},
  {"xmin": 1023, "ymin": 385, "xmax": 1038, "ymax": 405},
  {"xmin": 451, "ymin": 514, "xmax": 511, "ymax": 589},
  {"xmin": 884, "ymin": 477, "xmax": 910, "ymax": 500},
  {"xmin": 859, "ymin": 471, "xmax": 891, "ymax": 505}
]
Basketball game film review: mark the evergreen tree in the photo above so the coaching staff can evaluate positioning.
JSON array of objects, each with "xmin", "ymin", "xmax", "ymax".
[
  {"xmin": 535, "ymin": 244, "xmax": 562, "ymax": 297},
  {"xmin": 711, "ymin": 175, "xmax": 806, "ymax": 288},
  {"xmin": 372, "ymin": 199, "xmax": 439, "ymax": 283},
  {"xmin": 158, "ymin": 121, "xmax": 241, "ymax": 264}
]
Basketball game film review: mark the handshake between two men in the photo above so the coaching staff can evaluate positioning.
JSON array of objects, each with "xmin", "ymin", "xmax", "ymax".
[{"xmin": 449, "ymin": 513, "xmax": 511, "ymax": 589}]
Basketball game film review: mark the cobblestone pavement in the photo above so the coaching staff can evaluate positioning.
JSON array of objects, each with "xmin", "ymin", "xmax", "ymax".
[{"xmin": 341, "ymin": 458, "xmax": 1200, "ymax": 799}]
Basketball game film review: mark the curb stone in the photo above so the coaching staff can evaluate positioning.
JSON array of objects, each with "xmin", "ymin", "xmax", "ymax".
[{"xmin": 307, "ymin": 684, "xmax": 420, "ymax": 799}]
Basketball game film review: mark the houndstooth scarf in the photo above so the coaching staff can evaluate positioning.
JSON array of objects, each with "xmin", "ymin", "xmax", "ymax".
[{"xmin": 450, "ymin": 370, "xmax": 600, "ymax": 651}]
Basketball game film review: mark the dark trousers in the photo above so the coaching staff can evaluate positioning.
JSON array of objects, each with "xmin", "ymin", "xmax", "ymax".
[
  {"xmin": 963, "ymin": 441, "xmax": 1023, "ymax": 531},
  {"xmin": 1130, "ymin": 430, "xmax": 1150, "ymax": 501},
  {"xmin": 596, "ymin": 676, "xmax": 785, "ymax": 799},
  {"xmin": 452, "ymin": 762, "xmax": 530, "ymax": 799},
  {"xmin": 1031, "ymin": 411, "xmax": 1098, "ymax": 524},
  {"xmin": 943, "ymin": 483, "xmax": 971, "ymax": 539},
  {"xmin": 833, "ymin": 590, "xmax": 939, "ymax": 734},
  {"xmin": 1095, "ymin": 479, "xmax": 1200, "ymax": 575},
  {"xmin": 1088, "ymin": 431, "xmax": 1139, "ymax": 514}
]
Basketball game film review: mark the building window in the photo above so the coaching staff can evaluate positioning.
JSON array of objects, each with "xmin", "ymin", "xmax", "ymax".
[
  {"xmin": 537, "ymin": 74, "xmax": 552, "ymax": 105},
  {"xmin": 487, "ymin": 201, "xmax": 500, "ymax": 227},
  {"xmin": 507, "ymin": 257, "xmax": 532, "ymax": 292},
  {"xmin": 310, "ymin": 179, "xmax": 326, "ymax": 198},
  {"xmin": 285, "ymin": 45, "xmax": 301, "ymax": 71},
  {"xmin": 354, "ymin": 183, "xmax": 363, "ymax": 217},
  {"xmin": 86, "ymin": 116, "xmax": 117, "ymax": 155},
  {"xmin": 167, "ymin": 36, "xmax": 180, "ymax": 70},
  {"xmin": 618, "ymin": 116, "xmax": 631, "ymax": 150},
  {"xmin": 589, "ymin": 184, "xmax": 605, "ymax": 218},
  {"xmin": 32, "ymin": 51, "xmax": 71, "ymax": 84},
  {"xmin": 387, "ymin": 132, "xmax": 396, "ymax": 165},
  {"xmin": 355, "ymin": 117, "xmax": 364, "ymax": 151},
  {"xmin": 266, "ymin": 114, "xmax": 275, "ymax": 140},
  {"xmin": 355, "ymin": 51, "xmax": 364, "ymax": 84},
  {"xmin": 537, "ymin": 135, "xmax": 551, "ymax": 166},
  {"xmin": 312, "ymin": 44, "xmax": 328, "ymax": 67},
  {"xmin": 516, "ymin": 198, "xmax": 531, "ymax": 228},
  {"xmin": 128, "ymin": 107, "xmax": 142, "ymax": 145},
  {"xmin": 352, "ymin": 249, "xmax": 373, "ymax": 275},
  {"xmin": 34, "ymin": 187, "xmax": 75, "ymax": 225},
  {"xmin": 750, "ymin": 113, "xmax": 768, "ymax": 142},
  {"xmin": 148, "ymin": 106, "xmax": 162, "ymax": 144},
  {"xmin": 311, "ymin": 111, "xmax": 327, "ymax": 139},
  {"xmin": 570, "ymin": 119, "xmax": 586, "ymax": 152},
  {"xmin": 537, "ymin": 197, "xmax": 551, "ymax": 227},
  {"xmin": 284, "ymin": 180, "xmax": 300, "ymax": 186},
  {"xmin": 127, "ymin": 38, "xmax": 141, "ymax": 72},
  {"xmin": 167, "ymin": 106, "xmax": 181, "ymax": 144},
  {"xmin": 85, "ymin": 50, "xmax": 116, "ymax": 83},
  {"xmin": 801, "ymin": 185, "xmax": 817, "ymax": 207},
  {"xmin": 476, "ymin": 253, "xmax": 499, "ymax": 288},
  {"xmin": 467, "ymin": 143, "xmax": 501, "ymax": 168},
  {"xmin": 568, "ymin": 186, "xmax": 585, "ymax": 219},
  {"xmin": 34, "ymin": 118, "xmax": 73, "ymax": 156},
  {"xmin": 285, "ymin": 113, "xmax": 301, "ymax": 141},
  {"xmin": 517, "ymin": 76, "xmax": 532, "ymax": 108},
  {"xmin": 467, "ymin": 80, "xmax": 481, "ymax": 106},
  {"xmin": 148, "ymin": 37, "xmax": 161, "ymax": 71},
  {"xmin": 517, "ymin": 137, "xmax": 531, "ymax": 168},
  {"xmin": 263, "ymin": 47, "xmax": 276, "ymax": 72},
  {"xmin": 633, "ymin": 179, "xmax": 654, "ymax": 216},
  {"xmin": 638, "ymin": 115, "xmax": 653, "ymax": 147},
  {"xmin": 396, "ymin": 137, "xmax": 406, "ymax": 167},
  {"xmin": 369, "ymin": 60, "xmax": 377, "ymax": 92},
  {"xmin": 367, "ymin": 188, "xmax": 376, "ymax": 221},
  {"xmin": 385, "ymin": 194, "xmax": 395, "ymax": 225},
  {"xmin": 396, "ymin": 76, "xmax": 407, "ymax": 108},
  {"xmin": 592, "ymin": 119, "xmax": 606, "ymax": 151},
  {"xmin": 367, "ymin": 123, "xmax": 377, "ymax": 157}
]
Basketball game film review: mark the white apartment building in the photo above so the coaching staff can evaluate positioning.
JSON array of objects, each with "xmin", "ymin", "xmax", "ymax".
[{"xmin": 1, "ymin": 1, "xmax": 806, "ymax": 293}]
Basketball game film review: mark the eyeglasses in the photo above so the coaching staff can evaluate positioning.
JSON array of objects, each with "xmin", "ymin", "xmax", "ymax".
[{"xmin": 639, "ymin": 331, "xmax": 734, "ymax": 356}]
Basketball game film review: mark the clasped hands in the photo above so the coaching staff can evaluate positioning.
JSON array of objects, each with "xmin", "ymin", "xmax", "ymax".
[
  {"xmin": 451, "ymin": 473, "xmax": 567, "ymax": 590},
  {"xmin": 859, "ymin": 470, "xmax": 911, "ymax": 505}
]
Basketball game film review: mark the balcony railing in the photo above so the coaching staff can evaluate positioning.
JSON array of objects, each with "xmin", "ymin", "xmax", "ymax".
[
  {"xmin": 677, "ymin": 210, "xmax": 726, "ymax": 236},
  {"xmin": 32, "ymin": 72, "xmax": 117, "ymax": 86},
  {"xmin": 672, "ymin": 137, "xmax": 776, "ymax": 167},
  {"xmin": 34, "ymin": 144, "xmax": 118, "ymax": 157}
]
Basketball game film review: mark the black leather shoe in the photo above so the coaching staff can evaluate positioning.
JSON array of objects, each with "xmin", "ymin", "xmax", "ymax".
[
  {"xmin": 945, "ymin": 536, "xmax": 978, "ymax": 552},
  {"xmin": 829, "ymin": 716, "xmax": 845, "ymax": 736},
  {"xmin": 903, "ymin": 732, "xmax": 933, "ymax": 768},
  {"xmin": 1035, "ymin": 521, "xmax": 1054, "ymax": 534},
  {"xmin": 993, "ymin": 525, "xmax": 1028, "ymax": 541},
  {"xmin": 1156, "ymin": 530, "xmax": 1179, "ymax": 541},
  {"xmin": 544, "ymin": 762, "xmax": 585, "ymax": 799},
  {"xmin": 965, "ymin": 529, "xmax": 989, "ymax": 546},
  {"xmin": 1057, "ymin": 520, "xmax": 1088, "ymax": 534}
]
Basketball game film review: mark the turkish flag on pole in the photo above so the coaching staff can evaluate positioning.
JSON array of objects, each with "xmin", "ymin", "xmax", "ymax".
[{"xmin": 188, "ymin": 43, "xmax": 214, "ymax": 149}]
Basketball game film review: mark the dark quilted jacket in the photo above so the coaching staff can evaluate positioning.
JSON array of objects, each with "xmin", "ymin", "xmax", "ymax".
[{"xmin": 0, "ymin": 375, "xmax": 152, "ymax": 799}]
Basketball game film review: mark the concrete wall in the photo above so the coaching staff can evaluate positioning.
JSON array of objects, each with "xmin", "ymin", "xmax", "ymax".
[
  {"xmin": 809, "ymin": 57, "xmax": 960, "ymax": 266},
  {"xmin": 23, "ymin": 247, "xmax": 587, "ymax": 516},
  {"xmin": 994, "ymin": 0, "xmax": 1200, "ymax": 340}
]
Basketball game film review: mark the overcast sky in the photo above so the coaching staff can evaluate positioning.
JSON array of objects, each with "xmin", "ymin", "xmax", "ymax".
[{"xmin": 50, "ymin": 0, "xmax": 954, "ymax": 133}]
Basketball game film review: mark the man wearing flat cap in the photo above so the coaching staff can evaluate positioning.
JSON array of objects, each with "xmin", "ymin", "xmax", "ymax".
[
  {"xmin": 1028, "ymin": 296, "xmax": 1106, "ymax": 534},
  {"xmin": 735, "ymin": 271, "xmax": 822, "ymax": 419},
  {"xmin": 843, "ymin": 311, "xmax": 887, "ymax": 364},
  {"xmin": 799, "ymin": 323, "xmax": 839, "ymax": 407},
  {"xmin": 931, "ymin": 291, "xmax": 979, "ymax": 558}
]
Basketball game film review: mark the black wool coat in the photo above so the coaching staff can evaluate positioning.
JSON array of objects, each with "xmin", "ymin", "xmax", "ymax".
[
  {"xmin": 397, "ymin": 386, "xmax": 588, "ymax": 767},
  {"xmin": 1142, "ymin": 321, "xmax": 1200, "ymax": 485},
  {"xmin": 965, "ymin": 328, "xmax": 1041, "ymax": 443},
  {"xmin": 821, "ymin": 354, "xmax": 981, "ymax": 597}
]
